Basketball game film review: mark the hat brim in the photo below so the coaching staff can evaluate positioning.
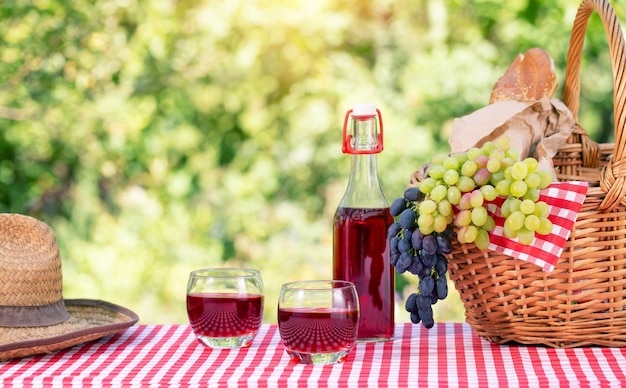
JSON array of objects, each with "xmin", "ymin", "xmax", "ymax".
[{"xmin": 0, "ymin": 299, "xmax": 139, "ymax": 361}]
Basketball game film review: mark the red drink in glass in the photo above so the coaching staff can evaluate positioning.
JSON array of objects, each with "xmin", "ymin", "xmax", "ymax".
[
  {"xmin": 277, "ymin": 280, "xmax": 359, "ymax": 364},
  {"xmin": 278, "ymin": 307, "xmax": 359, "ymax": 353},
  {"xmin": 333, "ymin": 206, "xmax": 394, "ymax": 341},
  {"xmin": 186, "ymin": 293, "xmax": 263, "ymax": 340}
]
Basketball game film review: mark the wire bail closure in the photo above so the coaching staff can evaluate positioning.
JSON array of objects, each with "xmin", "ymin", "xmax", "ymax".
[{"xmin": 342, "ymin": 108, "xmax": 384, "ymax": 154}]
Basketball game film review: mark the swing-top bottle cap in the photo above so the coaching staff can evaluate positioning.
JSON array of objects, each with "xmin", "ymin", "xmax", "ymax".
[
  {"xmin": 351, "ymin": 103, "xmax": 377, "ymax": 117},
  {"xmin": 342, "ymin": 103, "xmax": 384, "ymax": 154}
]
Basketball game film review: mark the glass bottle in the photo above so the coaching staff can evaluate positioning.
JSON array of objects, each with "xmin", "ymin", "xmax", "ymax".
[{"xmin": 333, "ymin": 103, "xmax": 395, "ymax": 342}]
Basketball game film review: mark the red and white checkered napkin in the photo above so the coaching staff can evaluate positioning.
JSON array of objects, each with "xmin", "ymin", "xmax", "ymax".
[{"xmin": 485, "ymin": 181, "xmax": 589, "ymax": 272}]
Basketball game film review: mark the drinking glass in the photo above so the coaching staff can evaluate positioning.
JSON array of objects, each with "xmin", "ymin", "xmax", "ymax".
[
  {"xmin": 186, "ymin": 268, "xmax": 264, "ymax": 348},
  {"xmin": 277, "ymin": 280, "xmax": 359, "ymax": 365}
]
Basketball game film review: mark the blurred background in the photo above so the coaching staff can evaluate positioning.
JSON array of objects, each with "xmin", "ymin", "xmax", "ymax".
[{"xmin": 1, "ymin": 0, "xmax": 620, "ymax": 324}]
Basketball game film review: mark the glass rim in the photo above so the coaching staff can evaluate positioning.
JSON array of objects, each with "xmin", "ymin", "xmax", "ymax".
[
  {"xmin": 189, "ymin": 268, "xmax": 261, "ymax": 278},
  {"xmin": 280, "ymin": 280, "xmax": 355, "ymax": 290}
]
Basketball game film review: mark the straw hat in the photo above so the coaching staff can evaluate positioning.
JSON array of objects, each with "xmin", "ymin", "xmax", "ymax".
[{"xmin": 0, "ymin": 213, "xmax": 139, "ymax": 361}]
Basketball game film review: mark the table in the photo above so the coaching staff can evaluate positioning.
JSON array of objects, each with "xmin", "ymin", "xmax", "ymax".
[{"xmin": 1, "ymin": 323, "xmax": 625, "ymax": 387}]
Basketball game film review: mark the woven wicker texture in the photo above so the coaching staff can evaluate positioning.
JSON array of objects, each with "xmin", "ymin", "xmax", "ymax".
[
  {"xmin": 0, "ymin": 214, "xmax": 139, "ymax": 360},
  {"xmin": 0, "ymin": 214, "xmax": 63, "ymax": 306},
  {"xmin": 0, "ymin": 300, "xmax": 138, "ymax": 361},
  {"xmin": 410, "ymin": 0, "xmax": 626, "ymax": 347}
]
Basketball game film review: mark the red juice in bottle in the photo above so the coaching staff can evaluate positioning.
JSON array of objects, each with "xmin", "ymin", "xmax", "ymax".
[
  {"xmin": 333, "ymin": 206, "xmax": 394, "ymax": 341},
  {"xmin": 333, "ymin": 104, "xmax": 395, "ymax": 341}
]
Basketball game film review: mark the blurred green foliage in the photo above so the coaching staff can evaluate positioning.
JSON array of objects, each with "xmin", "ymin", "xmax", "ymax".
[{"xmin": 1, "ymin": 0, "xmax": 622, "ymax": 324}]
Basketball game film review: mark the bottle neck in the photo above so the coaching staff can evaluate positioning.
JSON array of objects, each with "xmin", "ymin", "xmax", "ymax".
[{"xmin": 339, "ymin": 153, "xmax": 388, "ymax": 208}]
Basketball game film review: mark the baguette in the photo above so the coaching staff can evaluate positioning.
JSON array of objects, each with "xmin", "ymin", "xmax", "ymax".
[{"xmin": 489, "ymin": 48, "xmax": 557, "ymax": 103}]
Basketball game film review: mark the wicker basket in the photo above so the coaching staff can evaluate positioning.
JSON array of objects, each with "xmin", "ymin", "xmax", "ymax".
[{"xmin": 410, "ymin": 0, "xmax": 626, "ymax": 348}]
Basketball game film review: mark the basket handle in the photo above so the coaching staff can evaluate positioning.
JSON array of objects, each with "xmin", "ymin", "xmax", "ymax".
[{"xmin": 563, "ymin": 0, "xmax": 626, "ymax": 211}]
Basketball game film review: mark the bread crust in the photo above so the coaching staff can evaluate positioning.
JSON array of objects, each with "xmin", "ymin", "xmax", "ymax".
[{"xmin": 489, "ymin": 48, "xmax": 557, "ymax": 104}]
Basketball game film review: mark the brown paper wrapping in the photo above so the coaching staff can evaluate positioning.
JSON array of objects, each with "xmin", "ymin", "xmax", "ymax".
[{"xmin": 449, "ymin": 97, "xmax": 576, "ymax": 178}]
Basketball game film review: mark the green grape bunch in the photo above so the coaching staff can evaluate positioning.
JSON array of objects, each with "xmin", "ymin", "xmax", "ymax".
[
  {"xmin": 417, "ymin": 135, "xmax": 553, "ymax": 249},
  {"xmin": 389, "ymin": 135, "xmax": 555, "ymax": 329}
]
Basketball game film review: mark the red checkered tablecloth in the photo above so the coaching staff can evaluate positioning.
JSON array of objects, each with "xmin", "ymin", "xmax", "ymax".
[{"xmin": 1, "ymin": 323, "xmax": 625, "ymax": 387}]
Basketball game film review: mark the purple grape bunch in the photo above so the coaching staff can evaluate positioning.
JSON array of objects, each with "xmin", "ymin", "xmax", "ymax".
[
  {"xmin": 388, "ymin": 187, "xmax": 452, "ymax": 329},
  {"xmin": 388, "ymin": 137, "xmax": 558, "ymax": 328}
]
